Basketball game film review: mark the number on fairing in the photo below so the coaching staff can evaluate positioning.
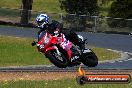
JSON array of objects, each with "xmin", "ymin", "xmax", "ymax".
[{"xmin": 61, "ymin": 40, "xmax": 69, "ymax": 49}]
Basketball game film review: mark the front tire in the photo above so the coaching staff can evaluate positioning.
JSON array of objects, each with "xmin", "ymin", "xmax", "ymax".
[
  {"xmin": 82, "ymin": 51, "xmax": 98, "ymax": 67},
  {"xmin": 45, "ymin": 50, "xmax": 68, "ymax": 68}
]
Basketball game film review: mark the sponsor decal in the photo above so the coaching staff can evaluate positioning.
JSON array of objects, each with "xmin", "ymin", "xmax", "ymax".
[{"xmin": 71, "ymin": 56, "xmax": 80, "ymax": 62}]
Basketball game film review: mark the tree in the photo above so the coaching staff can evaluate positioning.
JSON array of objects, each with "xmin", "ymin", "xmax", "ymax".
[
  {"xmin": 59, "ymin": 0, "xmax": 98, "ymax": 31},
  {"xmin": 60, "ymin": 0, "xmax": 98, "ymax": 15},
  {"xmin": 108, "ymin": 0, "xmax": 132, "ymax": 18},
  {"xmin": 107, "ymin": 0, "xmax": 132, "ymax": 27},
  {"xmin": 20, "ymin": 0, "xmax": 33, "ymax": 25}
]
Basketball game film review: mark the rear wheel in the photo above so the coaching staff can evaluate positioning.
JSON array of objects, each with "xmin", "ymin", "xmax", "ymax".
[
  {"xmin": 82, "ymin": 51, "xmax": 98, "ymax": 67},
  {"xmin": 45, "ymin": 50, "xmax": 68, "ymax": 68}
]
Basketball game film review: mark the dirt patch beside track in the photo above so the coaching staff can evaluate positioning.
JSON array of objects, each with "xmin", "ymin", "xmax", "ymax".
[
  {"xmin": 0, "ymin": 72, "xmax": 77, "ymax": 81},
  {"xmin": 0, "ymin": 71, "xmax": 132, "ymax": 81}
]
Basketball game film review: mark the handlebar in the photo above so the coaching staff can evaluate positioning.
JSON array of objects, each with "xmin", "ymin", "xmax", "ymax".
[{"xmin": 31, "ymin": 41, "xmax": 38, "ymax": 46}]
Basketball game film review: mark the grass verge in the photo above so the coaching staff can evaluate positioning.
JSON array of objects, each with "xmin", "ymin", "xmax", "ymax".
[
  {"xmin": 0, "ymin": 78, "xmax": 131, "ymax": 88},
  {"xmin": 0, "ymin": 35, "xmax": 120, "ymax": 67},
  {"xmin": 91, "ymin": 47, "xmax": 120, "ymax": 61},
  {"xmin": 0, "ymin": 0, "xmax": 63, "ymax": 13},
  {"xmin": 0, "ymin": 35, "xmax": 51, "ymax": 66}
]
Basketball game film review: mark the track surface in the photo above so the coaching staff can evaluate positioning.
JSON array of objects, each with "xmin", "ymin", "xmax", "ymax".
[
  {"xmin": 0, "ymin": 26, "xmax": 132, "ymax": 70},
  {"xmin": 0, "ymin": 26, "xmax": 132, "ymax": 53},
  {"xmin": 0, "ymin": 65, "xmax": 132, "ymax": 72}
]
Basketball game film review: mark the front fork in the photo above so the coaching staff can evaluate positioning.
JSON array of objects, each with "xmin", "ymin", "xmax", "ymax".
[{"xmin": 53, "ymin": 46, "xmax": 61, "ymax": 56}]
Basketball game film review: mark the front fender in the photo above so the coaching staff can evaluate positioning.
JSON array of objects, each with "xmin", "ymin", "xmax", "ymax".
[{"xmin": 45, "ymin": 46, "xmax": 56, "ymax": 53}]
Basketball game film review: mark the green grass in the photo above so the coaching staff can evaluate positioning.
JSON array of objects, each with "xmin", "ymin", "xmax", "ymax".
[
  {"xmin": 0, "ymin": 0, "xmax": 64, "ymax": 23},
  {"xmin": 0, "ymin": 35, "xmax": 51, "ymax": 66},
  {"xmin": 0, "ymin": 0, "xmax": 113, "ymax": 15},
  {"xmin": 0, "ymin": 0, "xmax": 64, "ymax": 13},
  {"xmin": 0, "ymin": 8, "xmax": 20, "ymax": 22},
  {"xmin": 33, "ymin": 0, "xmax": 64, "ymax": 13},
  {"xmin": 0, "ymin": 0, "xmax": 117, "ymax": 30},
  {"xmin": 0, "ymin": 0, "xmax": 20, "ymax": 9},
  {"xmin": 0, "ymin": 78, "xmax": 131, "ymax": 88},
  {"xmin": 91, "ymin": 47, "xmax": 120, "ymax": 61},
  {"xmin": 0, "ymin": 8, "xmax": 19, "ymax": 17},
  {"xmin": 0, "ymin": 35, "xmax": 120, "ymax": 67},
  {"xmin": 0, "ymin": 0, "xmax": 118, "ymax": 25}
]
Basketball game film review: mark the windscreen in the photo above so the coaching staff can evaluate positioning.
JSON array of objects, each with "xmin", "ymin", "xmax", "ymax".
[{"xmin": 38, "ymin": 31, "xmax": 46, "ymax": 41}]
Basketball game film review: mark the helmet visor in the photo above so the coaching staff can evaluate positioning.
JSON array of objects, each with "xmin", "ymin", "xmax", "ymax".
[{"xmin": 38, "ymin": 21, "xmax": 46, "ymax": 26}]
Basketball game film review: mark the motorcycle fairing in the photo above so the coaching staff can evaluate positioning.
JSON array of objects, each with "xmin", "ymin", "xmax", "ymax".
[{"xmin": 59, "ymin": 33, "xmax": 73, "ymax": 59}]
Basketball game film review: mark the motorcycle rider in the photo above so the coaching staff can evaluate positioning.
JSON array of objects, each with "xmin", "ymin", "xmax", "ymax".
[{"xmin": 32, "ymin": 13, "xmax": 84, "ymax": 50}]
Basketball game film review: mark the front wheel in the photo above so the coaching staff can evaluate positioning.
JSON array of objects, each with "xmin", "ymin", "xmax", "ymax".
[
  {"xmin": 82, "ymin": 51, "xmax": 98, "ymax": 67},
  {"xmin": 45, "ymin": 50, "xmax": 68, "ymax": 68}
]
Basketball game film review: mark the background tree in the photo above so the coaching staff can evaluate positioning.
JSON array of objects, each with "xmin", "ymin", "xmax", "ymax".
[
  {"xmin": 20, "ymin": 0, "xmax": 33, "ymax": 25},
  {"xmin": 59, "ymin": 0, "xmax": 98, "ymax": 31},
  {"xmin": 60, "ymin": 0, "xmax": 98, "ymax": 15},
  {"xmin": 107, "ymin": 0, "xmax": 132, "ymax": 27}
]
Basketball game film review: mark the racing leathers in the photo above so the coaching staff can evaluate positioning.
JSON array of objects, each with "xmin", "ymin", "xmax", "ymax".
[{"xmin": 37, "ymin": 20, "xmax": 83, "ymax": 50}]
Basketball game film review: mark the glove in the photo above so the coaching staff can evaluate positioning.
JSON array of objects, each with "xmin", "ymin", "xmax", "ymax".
[{"xmin": 31, "ymin": 41, "xmax": 37, "ymax": 46}]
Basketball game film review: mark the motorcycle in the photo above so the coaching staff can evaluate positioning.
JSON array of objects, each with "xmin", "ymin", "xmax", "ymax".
[{"xmin": 32, "ymin": 30, "xmax": 98, "ymax": 68}]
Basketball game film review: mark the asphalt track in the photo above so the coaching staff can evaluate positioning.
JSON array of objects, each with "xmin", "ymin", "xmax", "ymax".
[{"xmin": 0, "ymin": 26, "xmax": 132, "ymax": 70}]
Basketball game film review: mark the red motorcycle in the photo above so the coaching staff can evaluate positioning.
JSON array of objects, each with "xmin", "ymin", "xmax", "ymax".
[{"xmin": 32, "ymin": 30, "xmax": 98, "ymax": 68}]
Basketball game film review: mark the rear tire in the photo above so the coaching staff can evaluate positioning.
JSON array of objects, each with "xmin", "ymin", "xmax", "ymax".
[
  {"xmin": 45, "ymin": 50, "xmax": 68, "ymax": 68},
  {"xmin": 82, "ymin": 51, "xmax": 98, "ymax": 67}
]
